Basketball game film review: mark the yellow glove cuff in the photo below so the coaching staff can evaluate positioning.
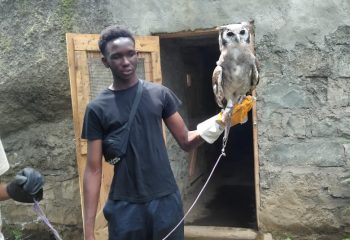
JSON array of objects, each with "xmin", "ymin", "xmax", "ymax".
[{"xmin": 217, "ymin": 96, "xmax": 256, "ymax": 126}]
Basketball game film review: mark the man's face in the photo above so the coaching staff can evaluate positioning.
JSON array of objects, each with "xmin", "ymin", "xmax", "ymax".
[{"xmin": 102, "ymin": 37, "xmax": 137, "ymax": 80}]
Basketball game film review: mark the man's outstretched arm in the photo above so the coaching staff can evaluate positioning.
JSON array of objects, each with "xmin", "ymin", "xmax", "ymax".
[
  {"xmin": 164, "ymin": 112, "xmax": 205, "ymax": 152},
  {"xmin": 0, "ymin": 183, "xmax": 10, "ymax": 201}
]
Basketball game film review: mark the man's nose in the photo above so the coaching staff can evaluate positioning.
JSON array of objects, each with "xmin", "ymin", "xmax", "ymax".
[{"xmin": 121, "ymin": 56, "xmax": 131, "ymax": 65}]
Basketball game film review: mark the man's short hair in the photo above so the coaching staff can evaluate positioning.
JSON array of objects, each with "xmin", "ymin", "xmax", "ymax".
[{"xmin": 98, "ymin": 26, "xmax": 135, "ymax": 56}]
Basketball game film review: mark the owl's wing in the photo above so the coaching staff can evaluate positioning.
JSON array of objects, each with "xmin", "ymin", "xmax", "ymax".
[
  {"xmin": 212, "ymin": 65, "xmax": 225, "ymax": 108},
  {"xmin": 248, "ymin": 57, "xmax": 260, "ymax": 94}
]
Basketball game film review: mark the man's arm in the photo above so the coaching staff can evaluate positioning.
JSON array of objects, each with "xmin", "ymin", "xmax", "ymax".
[
  {"xmin": 0, "ymin": 183, "xmax": 10, "ymax": 201},
  {"xmin": 164, "ymin": 112, "xmax": 204, "ymax": 152},
  {"xmin": 83, "ymin": 139, "xmax": 103, "ymax": 240}
]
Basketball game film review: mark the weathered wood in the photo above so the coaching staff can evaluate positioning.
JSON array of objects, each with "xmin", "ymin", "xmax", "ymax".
[
  {"xmin": 185, "ymin": 226, "xmax": 258, "ymax": 240},
  {"xmin": 157, "ymin": 28, "xmax": 218, "ymax": 39},
  {"xmin": 252, "ymin": 90, "xmax": 260, "ymax": 230},
  {"xmin": 249, "ymin": 22, "xmax": 261, "ymax": 229},
  {"xmin": 71, "ymin": 34, "xmax": 161, "ymax": 53},
  {"xmin": 66, "ymin": 33, "xmax": 86, "ymax": 226},
  {"xmin": 74, "ymin": 50, "xmax": 90, "ymax": 155}
]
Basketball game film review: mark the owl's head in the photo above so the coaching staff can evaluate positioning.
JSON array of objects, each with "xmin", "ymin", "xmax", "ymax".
[{"xmin": 218, "ymin": 22, "xmax": 252, "ymax": 51}]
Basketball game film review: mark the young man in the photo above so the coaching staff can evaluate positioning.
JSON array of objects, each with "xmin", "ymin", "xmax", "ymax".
[
  {"xmin": 0, "ymin": 139, "xmax": 44, "ymax": 240},
  {"xmin": 81, "ymin": 26, "xmax": 229, "ymax": 240}
]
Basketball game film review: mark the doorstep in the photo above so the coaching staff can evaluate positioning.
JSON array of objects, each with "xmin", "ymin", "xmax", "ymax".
[{"xmin": 184, "ymin": 226, "xmax": 273, "ymax": 240}]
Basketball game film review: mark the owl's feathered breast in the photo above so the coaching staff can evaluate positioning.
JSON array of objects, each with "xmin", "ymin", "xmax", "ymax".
[{"xmin": 219, "ymin": 45, "xmax": 257, "ymax": 100}]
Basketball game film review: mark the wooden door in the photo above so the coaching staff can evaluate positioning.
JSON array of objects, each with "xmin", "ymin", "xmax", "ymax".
[{"xmin": 66, "ymin": 33, "xmax": 162, "ymax": 239}]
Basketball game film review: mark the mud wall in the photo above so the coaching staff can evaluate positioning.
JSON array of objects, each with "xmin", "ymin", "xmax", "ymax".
[{"xmin": 0, "ymin": 0, "xmax": 349, "ymax": 239}]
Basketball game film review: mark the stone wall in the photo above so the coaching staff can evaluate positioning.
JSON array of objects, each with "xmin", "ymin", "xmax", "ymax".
[
  {"xmin": 0, "ymin": 0, "xmax": 349, "ymax": 239},
  {"xmin": 160, "ymin": 39, "xmax": 191, "ymax": 194},
  {"xmin": 257, "ymin": 26, "xmax": 350, "ymax": 239}
]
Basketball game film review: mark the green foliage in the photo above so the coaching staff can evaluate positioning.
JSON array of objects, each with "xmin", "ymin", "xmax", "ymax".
[
  {"xmin": 342, "ymin": 238, "xmax": 350, "ymax": 240},
  {"xmin": 60, "ymin": 0, "xmax": 75, "ymax": 32},
  {"xmin": 11, "ymin": 228, "xmax": 23, "ymax": 240}
]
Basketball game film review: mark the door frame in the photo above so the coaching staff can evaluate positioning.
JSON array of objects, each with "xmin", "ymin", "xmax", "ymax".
[{"xmin": 157, "ymin": 25, "xmax": 261, "ymax": 229}]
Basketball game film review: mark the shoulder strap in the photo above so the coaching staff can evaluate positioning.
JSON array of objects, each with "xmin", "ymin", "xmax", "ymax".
[{"xmin": 126, "ymin": 80, "xmax": 143, "ymax": 128}]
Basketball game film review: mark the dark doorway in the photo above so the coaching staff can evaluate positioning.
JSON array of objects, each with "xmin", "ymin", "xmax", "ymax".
[{"xmin": 160, "ymin": 32, "xmax": 257, "ymax": 229}]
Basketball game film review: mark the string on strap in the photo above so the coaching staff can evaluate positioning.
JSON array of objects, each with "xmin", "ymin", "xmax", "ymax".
[
  {"xmin": 33, "ymin": 200, "xmax": 63, "ymax": 240},
  {"xmin": 162, "ymin": 130, "xmax": 230, "ymax": 240}
]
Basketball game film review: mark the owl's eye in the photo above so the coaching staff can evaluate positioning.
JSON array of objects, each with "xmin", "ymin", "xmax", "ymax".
[
  {"xmin": 240, "ymin": 30, "xmax": 246, "ymax": 35},
  {"xmin": 227, "ymin": 31, "xmax": 234, "ymax": 37}
]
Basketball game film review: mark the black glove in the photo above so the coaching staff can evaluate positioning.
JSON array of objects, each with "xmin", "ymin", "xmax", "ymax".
[{"xmin": 7, "ymin": 167, "xmax": 44, "ymax": 203}]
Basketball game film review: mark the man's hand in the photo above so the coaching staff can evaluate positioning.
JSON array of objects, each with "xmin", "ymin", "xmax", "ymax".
[{"xmin": 7, "ymin": 167, "xmax": 44, "ymax": 203}]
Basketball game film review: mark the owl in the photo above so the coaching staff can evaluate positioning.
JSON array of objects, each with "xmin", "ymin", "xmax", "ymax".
[{"xmin": 212, "ymin": 21, "xmax": 259, "ymax": 139}]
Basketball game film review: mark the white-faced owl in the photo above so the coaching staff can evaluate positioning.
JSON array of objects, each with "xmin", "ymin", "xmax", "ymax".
[{"xmin": 212, "ymin": 21, "xmax": 259, "ymax": 139}]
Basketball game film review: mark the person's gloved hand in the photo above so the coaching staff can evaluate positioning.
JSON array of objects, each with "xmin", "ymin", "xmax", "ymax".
[
  {"xmin": 197, "ymin": 96, "xmax": 255, "ymax": 143},
  {"xmin": 217, "ymin": 95, "xmax": 256, "ymax": 126},
  {"xmin": 7, "ymin": 167, "xmax": 44, "ymax": 203}
]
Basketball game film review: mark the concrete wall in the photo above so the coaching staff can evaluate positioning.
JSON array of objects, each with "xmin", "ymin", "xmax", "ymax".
[
  {"xmin": 160, "ymin": 39, "xmax": 191, "ymax": 195},
  {"xmin": 0, "ymin": 0, "xmax": 349, "ymax": 239}
]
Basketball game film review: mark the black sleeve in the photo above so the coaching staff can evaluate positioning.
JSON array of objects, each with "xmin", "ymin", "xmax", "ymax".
[
  {"xmin": 162, "ymin": 87, "xmax": 182, "ymax": 119},
  {"xmin": 81, "ymin": 105, "xmax": 104, "ymax": 140}
]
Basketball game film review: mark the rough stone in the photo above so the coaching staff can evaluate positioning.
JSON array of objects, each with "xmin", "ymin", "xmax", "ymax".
[
  {"xmin": 327, "ymin": 77, "xmax": 350, "ymax": 107},
  {"xmin": 344, "ymin": 144, "xmax": 350, "ymax": 166},
  {"xmin": 266, "ymin": 141, "xmax": 346, "ymax": 167},
  {"xmin": 0, "ymin": 0, "xmax": 350, "ymax": 239}
]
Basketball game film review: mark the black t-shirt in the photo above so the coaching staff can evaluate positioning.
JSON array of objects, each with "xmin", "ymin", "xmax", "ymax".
[{"xmin": 81, "ymin": 80, "xmax": 182, "ymax": 202}]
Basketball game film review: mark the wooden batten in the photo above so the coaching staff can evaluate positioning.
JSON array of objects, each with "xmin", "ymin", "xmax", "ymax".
[{"xmin": 156, "ymin": 28, "xmax": 218, "ymax": 39}]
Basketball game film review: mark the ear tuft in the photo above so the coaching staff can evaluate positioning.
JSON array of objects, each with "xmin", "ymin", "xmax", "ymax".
[{"xmin": 217, "ymin": 25, "xmax": 227, "ymax": 32}]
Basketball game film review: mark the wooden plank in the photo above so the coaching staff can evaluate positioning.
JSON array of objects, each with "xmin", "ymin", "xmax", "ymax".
[
  {"xmin": 74, "ymin": 51, "xmax": 91, "ymax": 155},
  {"xmin": 135, "ymin": 36, "xmax": 162, "ymax": 52},
  {"xmin": 157, "ymin": 28, "xmax": 218, "ymax": 39},
  {"xmin": 252, "ymin": 90, "xmax": 260, "ymax": 229},
  {"xmin": 72, "ymin": 34, "xmax": 161, "ymax": 53},
  {"xmin": 73, "ymin": 50, "xmax": 90, "ymax": 216},
  {"xmin": 144, "ymin": 54, "xmax": 152, "ymax": 81},
  {"xmin": 151, "ymin": 51, "xmax": 162, "ymax": 84},
  {"xmin": 73, "ymin": 34, "xmax": 100, "ymax": 51},
  {"xmin": 184, "ymin": 226, "xmax": 257, "ymax": 239},
  {"xmin": 249, "ymin": 22, "xmax": 260, "ymax": 229},
  {"xmin": 150, "ymin": 36, "xmax": 162, "ymax": 84},
  {"xmin": 66, "ymin": 33, "xmax": 86, "ymax": 223},
  {"xmin": 66, "ymin": 34, "xmax": 80, "ymax": 158}
]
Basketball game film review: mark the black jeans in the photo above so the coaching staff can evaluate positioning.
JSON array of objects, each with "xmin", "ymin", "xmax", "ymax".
[{"xmin": 103, "ymin": 190, "xmax": 184, "ymax": 240}]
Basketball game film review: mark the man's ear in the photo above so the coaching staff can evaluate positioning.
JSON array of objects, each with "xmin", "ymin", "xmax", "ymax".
[{"xmin": 101, "ymin": 56, "xmax": 109, "ymax": 68}]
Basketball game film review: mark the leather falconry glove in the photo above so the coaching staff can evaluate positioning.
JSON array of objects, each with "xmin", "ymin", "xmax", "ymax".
[
  {"xmin": 7, "ymin": 167, "xmax": 44, "ymax": 203},
  {"xmin": 197, "ymin": 96, "xmax": 255, "ymax": 143}
]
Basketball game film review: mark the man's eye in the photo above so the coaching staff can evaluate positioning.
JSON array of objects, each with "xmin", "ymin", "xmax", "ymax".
[
  {"xmin": 112, "ymin": 55, "xmax": 122, "ymax": 59},
  {"xmin": 128, "ymin": 51, "xmax": 136, "ymax": 57}
]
